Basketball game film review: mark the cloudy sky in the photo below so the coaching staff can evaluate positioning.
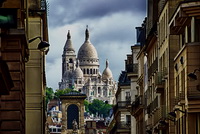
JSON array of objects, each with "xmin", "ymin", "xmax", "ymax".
[{"xmin": 46, "ymin": 0, "xmax": 146, "ymax": 90}]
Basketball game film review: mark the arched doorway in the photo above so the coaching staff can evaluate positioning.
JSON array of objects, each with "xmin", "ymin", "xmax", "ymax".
[{"xmin": 67, "ymin": 104, "xmax": 79, "ymax": 129}]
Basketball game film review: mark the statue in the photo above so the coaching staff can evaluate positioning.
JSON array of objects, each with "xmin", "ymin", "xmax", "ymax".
[{"xmin": 72, "ymin": 119, "xmax": 78, "ymax": 131}]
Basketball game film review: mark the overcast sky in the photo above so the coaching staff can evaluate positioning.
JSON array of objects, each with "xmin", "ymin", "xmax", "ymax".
[{"xmin": 46, "ymin": 0, "xmax": 146, "ymax": 90}]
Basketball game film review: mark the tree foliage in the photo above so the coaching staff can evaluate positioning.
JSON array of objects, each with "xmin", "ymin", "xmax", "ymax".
[
  {"xmin": 88, "ymin": 99, "xmax": 112, "ymax": 117},
  {"xmin": 84, "ymin": 100, "xmax": 89, "ymax": 112},
  {"xmin": 54, "ymin": 88, "xmax": 73, "ymax": 99},
  {"xmin": 45, "ymin": 87, "xmax": 54, "ymax": 105}
]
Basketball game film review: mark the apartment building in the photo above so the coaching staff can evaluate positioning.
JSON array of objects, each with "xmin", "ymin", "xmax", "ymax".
[
  {"xmin": 169, "ymin": 1, "xmax": 200, "ymax": 134},
  {"xmin": 0, "ymin": 0, "xmax": 49, "ymax": 134},
  {"xmin": 25, "ymin": 0, "xmax": 49, "ymax": 134},
  {"xmin": 110, "ymin": 0, "xmax": 200, "ymax": 134}
]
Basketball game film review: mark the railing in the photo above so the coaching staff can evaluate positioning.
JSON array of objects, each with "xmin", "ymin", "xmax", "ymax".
[
  {"xmin": 29, "ymin": 0, "xmax": 47, "ymax": 11},
  {"xmin": 126, "ymin": 63, "xmax": 138, "ymax": 74},
  {"xmin": 174, "ymin": 91, "xmax": 185, "ymax": 105},
  {"xmin": 132, "ymin": 95, "xmax": 143, "ymax": 114},
  {"xmin": 148, "ymin": 58, "xmax": 158, "ymax": 78},
  {"xmin": 147, "ymin": 96, "xmax": 159, "ymax": 115},
  {"xmin": 155, "ymin": 68, "xmax": 167, "ymax": 92},
  {"xmin": 125, "ymin": 96, "xmax": 131, "ymax": 102},
  {"xmin": 153, "ymin": 105, "xmax": 168, "ymax": 125},
  {"xmin": 117, "ymin": 121, "xmax": 131, "ymax": 129},
  {"xmin": 113, "ymin": 101, "xmax": 130, "ymax": 114}
]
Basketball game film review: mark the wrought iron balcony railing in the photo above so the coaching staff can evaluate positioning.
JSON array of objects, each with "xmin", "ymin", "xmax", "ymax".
[
  {"xmin": 148, "ymin": 58, "xmax": 158, "ymax": 78},
  {"xmin": 126, "ymin": 63, "xmax": 138, "ymax": 74},
  {"xmin": 116, "ymin": 121, "xmax": 131, "ymax": 129},
  {"xmin": 113, "ymin": 101, "xmax": 130, "ymax": 114},
  {"xmin": 147, "ymin": 96, "xmax": 159, "ymax": 115},
  {"xmin": 132, "ymin": 95, "xmax": 144, "ymax": 115},
  {"xmin": 153, "ymin": 105, "xmax": 168, "ymax": 125},
  {"xmin": 173, "ymin": 91, "xmax": 185, "ymax": 105}
]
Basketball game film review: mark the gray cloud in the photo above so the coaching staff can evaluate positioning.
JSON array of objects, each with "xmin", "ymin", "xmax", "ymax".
[{"xmin": 48, "ymin": 0, "xmax": 146, "ymax": 27}]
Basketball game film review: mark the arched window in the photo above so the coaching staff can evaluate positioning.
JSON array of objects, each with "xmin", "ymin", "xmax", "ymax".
[
  {"xmin": 69, "ymin": 58, "xmax": 73, "ymax": 63},
  {"xmin": 83, "ymin": 69, "xmax": 86, "ymax": 74},
  {"xmin": 93, "ymin": 69, "xmax": 95, "ymax": 74},
  {"xmin": 67, "ymin": 104, "xmax": 79, "ymax": 129},
  {"xmin": 87, "ymin": 69, "xmax": 89, "ymax": 74},
  {"xmin": 90, "ymin": 69, "xmax": 93, "ymax": 74},
  {"xmin": 98, "ymin": 87, "xmax": 101, "ymax": 94}
]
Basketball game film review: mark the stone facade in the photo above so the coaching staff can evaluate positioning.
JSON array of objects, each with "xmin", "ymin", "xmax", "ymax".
[{"xmin": 60, "ymin": 92, "xmax": 87, "ymax": 134}]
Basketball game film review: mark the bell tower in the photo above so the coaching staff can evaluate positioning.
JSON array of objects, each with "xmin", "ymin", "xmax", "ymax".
[{"xmin": 59, "ymin": 31, "xmax": 76, "ymax": 89}]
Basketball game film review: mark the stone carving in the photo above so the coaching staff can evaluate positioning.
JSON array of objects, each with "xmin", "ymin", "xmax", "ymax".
[{"xmin": 72, "ymin": 119, "xmax": 78, "ymax": 131}]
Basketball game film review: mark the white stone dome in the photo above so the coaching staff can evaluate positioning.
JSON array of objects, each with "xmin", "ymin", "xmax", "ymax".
[
  {"xmin": 102, "ymin": 60, "xmax": 113, "ymax": 80},
  {"xmin": 77, "ymin": 28, "xmax": 98, "ymax": 60},
  {"xmin": 73, "ymin": 60, "xmax": 83, "ymax": 78}
]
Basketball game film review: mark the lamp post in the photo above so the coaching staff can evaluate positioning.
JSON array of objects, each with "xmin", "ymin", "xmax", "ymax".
[
  {"xmin": 29, "ymin": 36, "xmax": 50, "ymax": 51},
  {"xmin": 188, "ymin": 68, "xmax": 200, "ymax": 81}
]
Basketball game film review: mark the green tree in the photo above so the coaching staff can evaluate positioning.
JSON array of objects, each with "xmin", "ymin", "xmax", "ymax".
[
  {"xmin": 84, "ymin": 100, "xmax": 89, "ymax": 112},
  {"xmin": 88, "ymin": 99, "xmax": 112, "ymax": 117},
  {"xmin": 54, "ymin": 88, "xmax": 73, "ymax": 99},
  {"xmin": 45, "ymin": 87, "xmax": 54, "ymax": 105}
]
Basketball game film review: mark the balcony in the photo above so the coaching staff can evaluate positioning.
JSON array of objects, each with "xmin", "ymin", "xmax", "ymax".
[
  {"xmin": 155, "ymin": 68, "xmax": 167, "ymax": 93},
  {"xmin": 170, "ymin": 0, "xmax": 200, "ymax": 34},
  {"xmin": 153, "ymin": 105, "xmax": 168, "ymax": 125},
  {"xmin": 113, "ymin": 101, "xmax": 130, "ymax": 115},
  {"xmin": 148, "ymin": 57, "xmax": 158, "ymax": 78},
  {"xmin": 173, "ymin": 91, "xmax": 185, "ymax": 106},
  {"xmin": 147, "ymin": 96, "xmax": 159, "ymax": 115},
  {"xmin": 125, "ymin": 96, "xmax": 131, "ymax": 109},
  {"xmin": 116, "ymin": 121, "xmax": 131, "ymax": 130},
  {"xmin": 126, "ymin": 63, "xmax": 138, "ymax": 76},
  {"xmin": 132, "ymin": 95, "xmax": 143, "ymax": 116}
]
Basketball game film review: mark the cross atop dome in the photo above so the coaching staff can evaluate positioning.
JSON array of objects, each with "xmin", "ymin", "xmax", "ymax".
[
  {"xmin": 67, "ymin": 30, "xmax": 71, "ymax": 39},
  {"xmin": 85, "ymin": 25, "xmax": 89, "ymax": 41}
]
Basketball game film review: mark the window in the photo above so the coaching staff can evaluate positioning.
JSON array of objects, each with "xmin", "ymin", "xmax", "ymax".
[
  {"xmin": 83, "ymin": 69, "xmax": 86, "ymax": 74},
  {"xmin": 53, "ymin": 128, "xmax": 56, "ymax": 132},
  {"xmin": 126, "ymin": 115, "xmax": 131, "ymax": 125},
  {"xmin": 90, "ymin": 69, "xmax": 92, "ymax": 74},
  {"xmin": 87, "ymin": 69, "xmax": 89, "ymax": 74},
  {"xmin": 69, "ymin": 58, "xmax": 73, "ymax": 63}
]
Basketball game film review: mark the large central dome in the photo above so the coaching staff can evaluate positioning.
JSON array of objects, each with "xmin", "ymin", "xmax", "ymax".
[{"xmin": 77, "ymin": 28, "xmax": 98, "ymax": 60}]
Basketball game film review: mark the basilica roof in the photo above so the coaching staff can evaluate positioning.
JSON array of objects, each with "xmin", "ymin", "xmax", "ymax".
[
  {"xmin": 102, "ymin": 60, "xmax": 113, "ymax": 80},
  {"xmin": 63, "ymin": 30, "xmax": 75, "ymax": 54},
  {"xmin": 73, "ymin": 60, "xmax": 83, "ymax": 78},
  {"xmin": 77, "ymin": 28, "xmax": 98, "ymax": 60}
]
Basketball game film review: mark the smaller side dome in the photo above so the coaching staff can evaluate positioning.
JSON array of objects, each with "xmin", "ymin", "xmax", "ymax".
[
  {"xmin": 102, "ymin": 60, "xmax": 113, "ymax": 80},
  {"xmin": 73, "ymin": 60, "xmax": 84, "ymax": 78}
]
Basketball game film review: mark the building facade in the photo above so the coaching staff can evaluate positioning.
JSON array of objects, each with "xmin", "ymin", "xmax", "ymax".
[
  {"xmin": 108, "ymin": 0, "xmax": 200, "ymax": 134},
  {"xmin": 0, "ymin": 0, "xmax": 49, "ymax": 134},
  {"xmin": 58, "ymin": 28, "xmax": 117, "ymax": 104},
  {"xmin": 25, "ymin": 0, "xmax": 49, "ymax": 134},
  {"xmin": 131, "ymin": 0, "xmax": 200, "ymax": 134}
]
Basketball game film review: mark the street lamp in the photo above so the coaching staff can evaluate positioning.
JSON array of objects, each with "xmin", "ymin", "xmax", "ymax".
[
  {"xmin": 29, "ymin": 36, "xmax": 50, "ymax": 51},
  {"xmin": 168, "ymin": 108, "xmax": 186, "ymax": 119},
  {"xmin": 188, "ymin": 69, "xmax": 200, "ymax": 81}
]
